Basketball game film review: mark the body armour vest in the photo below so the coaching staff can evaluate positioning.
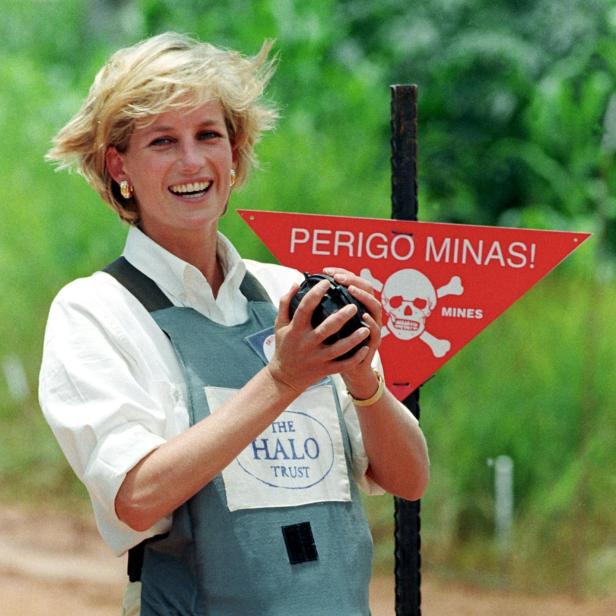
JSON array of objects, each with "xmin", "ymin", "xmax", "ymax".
[{"xmin": 105, "ymin": 258, "xmax": 373, "ymax": 616}]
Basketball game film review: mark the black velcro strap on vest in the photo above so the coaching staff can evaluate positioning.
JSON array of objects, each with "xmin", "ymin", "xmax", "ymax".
[
  {"xmin": 127, "ymin": 541, "xmax": 145, "ymax": 582},
  {"xmin": 281, "ymin": 522, "xmax": 318, "ymax": 565}
]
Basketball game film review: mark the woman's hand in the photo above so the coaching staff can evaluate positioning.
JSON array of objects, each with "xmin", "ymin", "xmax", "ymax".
[
  {"xmin": 267, "ymin": 274, "xmax": 374, "ymax": 393},
  {"xmin": 320, "ymin": 267, "xmax": 383, "ymax": 397}
]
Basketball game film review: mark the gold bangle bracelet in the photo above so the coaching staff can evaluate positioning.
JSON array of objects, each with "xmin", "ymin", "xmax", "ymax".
[{"xmin": 347, "ymin": 369, "xmax": 385, "ymax": 407}]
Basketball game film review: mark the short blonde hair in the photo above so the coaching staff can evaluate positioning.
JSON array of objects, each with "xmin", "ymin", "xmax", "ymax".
[{"xmin": 47, "ymin": 32, "xmax": 278, "ymax": 223}]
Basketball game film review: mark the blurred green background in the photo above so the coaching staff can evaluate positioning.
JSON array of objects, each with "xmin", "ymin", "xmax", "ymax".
[{"xmin": 1, "ymin": 0, "xmax": 615, "ymax": 599}]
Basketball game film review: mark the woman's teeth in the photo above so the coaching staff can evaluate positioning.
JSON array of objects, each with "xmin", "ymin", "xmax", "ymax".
[{"xmin": 170, "ymin": 181, "xmax": 211, "ymax": 197}]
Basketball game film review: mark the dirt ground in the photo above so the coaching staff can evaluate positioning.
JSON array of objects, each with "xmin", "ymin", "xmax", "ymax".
[{"xmin": 1, "ymin": 504, "xmax": 615, "ymax": 616}]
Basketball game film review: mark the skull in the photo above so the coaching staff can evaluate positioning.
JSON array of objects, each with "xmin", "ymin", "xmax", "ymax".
[{"xmin": 382, "ymin": 269, "xmax": 437, "ymax": 341}]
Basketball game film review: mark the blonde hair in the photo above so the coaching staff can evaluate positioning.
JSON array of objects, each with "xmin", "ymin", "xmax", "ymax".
[{"xmin": 47, "ymin": 32, "xmax": 278, "ymax": 223}]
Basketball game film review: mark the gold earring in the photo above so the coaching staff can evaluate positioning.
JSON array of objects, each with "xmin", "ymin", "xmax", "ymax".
[
  {"xmin": 120, "ymin": 180, "xmax": 133, "ymax": 200},
  {"xmin": 229, "ymin": 169, "xmax": 237, "ymax": 188}
]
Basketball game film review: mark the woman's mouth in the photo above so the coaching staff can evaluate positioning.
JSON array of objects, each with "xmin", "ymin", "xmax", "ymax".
[{"xmin": 169, "ymin": 181, "xmax": 212, "ymax": 199}]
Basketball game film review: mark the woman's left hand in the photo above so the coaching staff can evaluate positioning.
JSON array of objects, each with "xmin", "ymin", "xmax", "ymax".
[{"xmin": 323, "ymin": 267, "xmax": 430, "ymax": 502}]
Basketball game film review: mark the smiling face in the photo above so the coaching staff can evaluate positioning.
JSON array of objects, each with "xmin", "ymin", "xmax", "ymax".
[{"xmin": 106, "ymin": 100, "xmax": 236, "ymax": 250}]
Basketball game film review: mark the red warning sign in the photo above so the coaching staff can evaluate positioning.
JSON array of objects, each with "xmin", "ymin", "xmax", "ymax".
[{"xmin": 238, "ymin": 210, "xmax": 590, "ymax": 400}]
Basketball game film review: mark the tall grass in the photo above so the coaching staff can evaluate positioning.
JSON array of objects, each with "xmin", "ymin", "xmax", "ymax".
[{"xmin": 366, "ymin": 268, "xmax": 616, "ymax": 594}]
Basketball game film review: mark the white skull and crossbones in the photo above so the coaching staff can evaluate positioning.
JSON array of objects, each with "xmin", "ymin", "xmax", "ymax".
[{"xmin": 361, "ymin": 267, "xmax": 464, "ymax": 358}]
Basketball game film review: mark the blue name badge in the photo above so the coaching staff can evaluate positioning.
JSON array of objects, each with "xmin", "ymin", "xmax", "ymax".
[{"xmin": 244, "ymin": 326, "xmax": 276, "ymax": 365}]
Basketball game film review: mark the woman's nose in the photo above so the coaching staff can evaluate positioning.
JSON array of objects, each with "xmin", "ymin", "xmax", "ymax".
[{"xmin": 178, "ymin": 142, "xmax": 202, "ymax": 171}]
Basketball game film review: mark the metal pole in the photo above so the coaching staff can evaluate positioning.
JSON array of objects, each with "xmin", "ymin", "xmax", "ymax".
[{"xmin": 390, "ymin": 84, "xmax": 422, "ymax": 616}]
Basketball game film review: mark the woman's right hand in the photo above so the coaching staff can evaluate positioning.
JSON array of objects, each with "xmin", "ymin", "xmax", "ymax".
[{"xmin": 266, "ymin": 279, "xmax": 371, "ymax": 393}]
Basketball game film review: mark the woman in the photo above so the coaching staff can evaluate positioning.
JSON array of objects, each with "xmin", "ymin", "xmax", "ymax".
[{"xmin": 40, "ymin": 32, "xmax": 429, "ymax": 615}]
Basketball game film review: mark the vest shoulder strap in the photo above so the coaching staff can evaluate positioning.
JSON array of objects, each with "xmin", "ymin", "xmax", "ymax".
[
  {"xmin": 103, "ymin": 257, "xmax": 172, "ymax": 312},
  {"xmin": 104, "ymin": 256, "xmax": 273, "ymax": 313},
  {"xmin": 239, "ymin": 269, "xmax": 273, "ymax": 303}
]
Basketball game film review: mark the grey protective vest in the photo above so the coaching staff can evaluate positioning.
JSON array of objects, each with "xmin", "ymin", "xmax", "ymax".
[{"xmin": 105, "ymin": 258, "xmax": 373, "ymax": 615}]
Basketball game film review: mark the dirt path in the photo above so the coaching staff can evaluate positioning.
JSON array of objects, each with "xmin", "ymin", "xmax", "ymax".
[{"xmin": 1, "ymin": 504, "xmax": 615, "ymax": 615}]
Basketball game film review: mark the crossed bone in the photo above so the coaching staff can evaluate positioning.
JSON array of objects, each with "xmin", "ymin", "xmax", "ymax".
[{"xmin": 360, "ymin": 268, "xmax": 464, "ymax": 358}]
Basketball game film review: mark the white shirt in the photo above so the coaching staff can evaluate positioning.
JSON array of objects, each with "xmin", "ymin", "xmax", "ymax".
[{"xmin": 39, "ymin": 226, "xmax": 381, "ymax": 556}]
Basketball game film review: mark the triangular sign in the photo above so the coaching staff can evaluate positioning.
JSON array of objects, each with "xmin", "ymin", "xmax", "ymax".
[{"xmin": 239, "ymin": 210, "xmax": 590, "ymax": 400}]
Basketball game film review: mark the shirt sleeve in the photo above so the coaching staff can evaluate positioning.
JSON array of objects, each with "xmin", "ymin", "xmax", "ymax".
[{"xmin": 39, "ymin": 277, "xmax": 177, "ymax": 554}]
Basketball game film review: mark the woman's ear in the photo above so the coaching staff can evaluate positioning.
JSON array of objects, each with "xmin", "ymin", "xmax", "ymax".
[{"xmin": 105, "ymin": 146, "xmax": 127, "ymax": 183}]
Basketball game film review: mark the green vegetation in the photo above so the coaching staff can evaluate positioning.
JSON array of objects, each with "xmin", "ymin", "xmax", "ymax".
[{"xmin": 1, "ymin": 0, "xmax": 615, "ymax": 597}]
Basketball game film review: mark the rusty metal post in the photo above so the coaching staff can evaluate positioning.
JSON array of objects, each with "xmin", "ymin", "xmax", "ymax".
[{"xmin": 390, "ymin": 84, "xmax": 422, "ymax": 616}]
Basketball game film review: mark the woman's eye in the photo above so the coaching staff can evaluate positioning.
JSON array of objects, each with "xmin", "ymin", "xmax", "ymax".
[
  {"xmin": 149, "ymin": 136, "xmax": 173, "ymax": 147},
  {"xmin": 198, "ymin": 130, "xmax": 221, "ymax": 140}
]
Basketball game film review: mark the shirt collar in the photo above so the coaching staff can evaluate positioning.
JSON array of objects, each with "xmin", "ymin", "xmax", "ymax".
[{"xmin": 122, "ymin": 226, "xmax": 248, "ymax": 316}]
